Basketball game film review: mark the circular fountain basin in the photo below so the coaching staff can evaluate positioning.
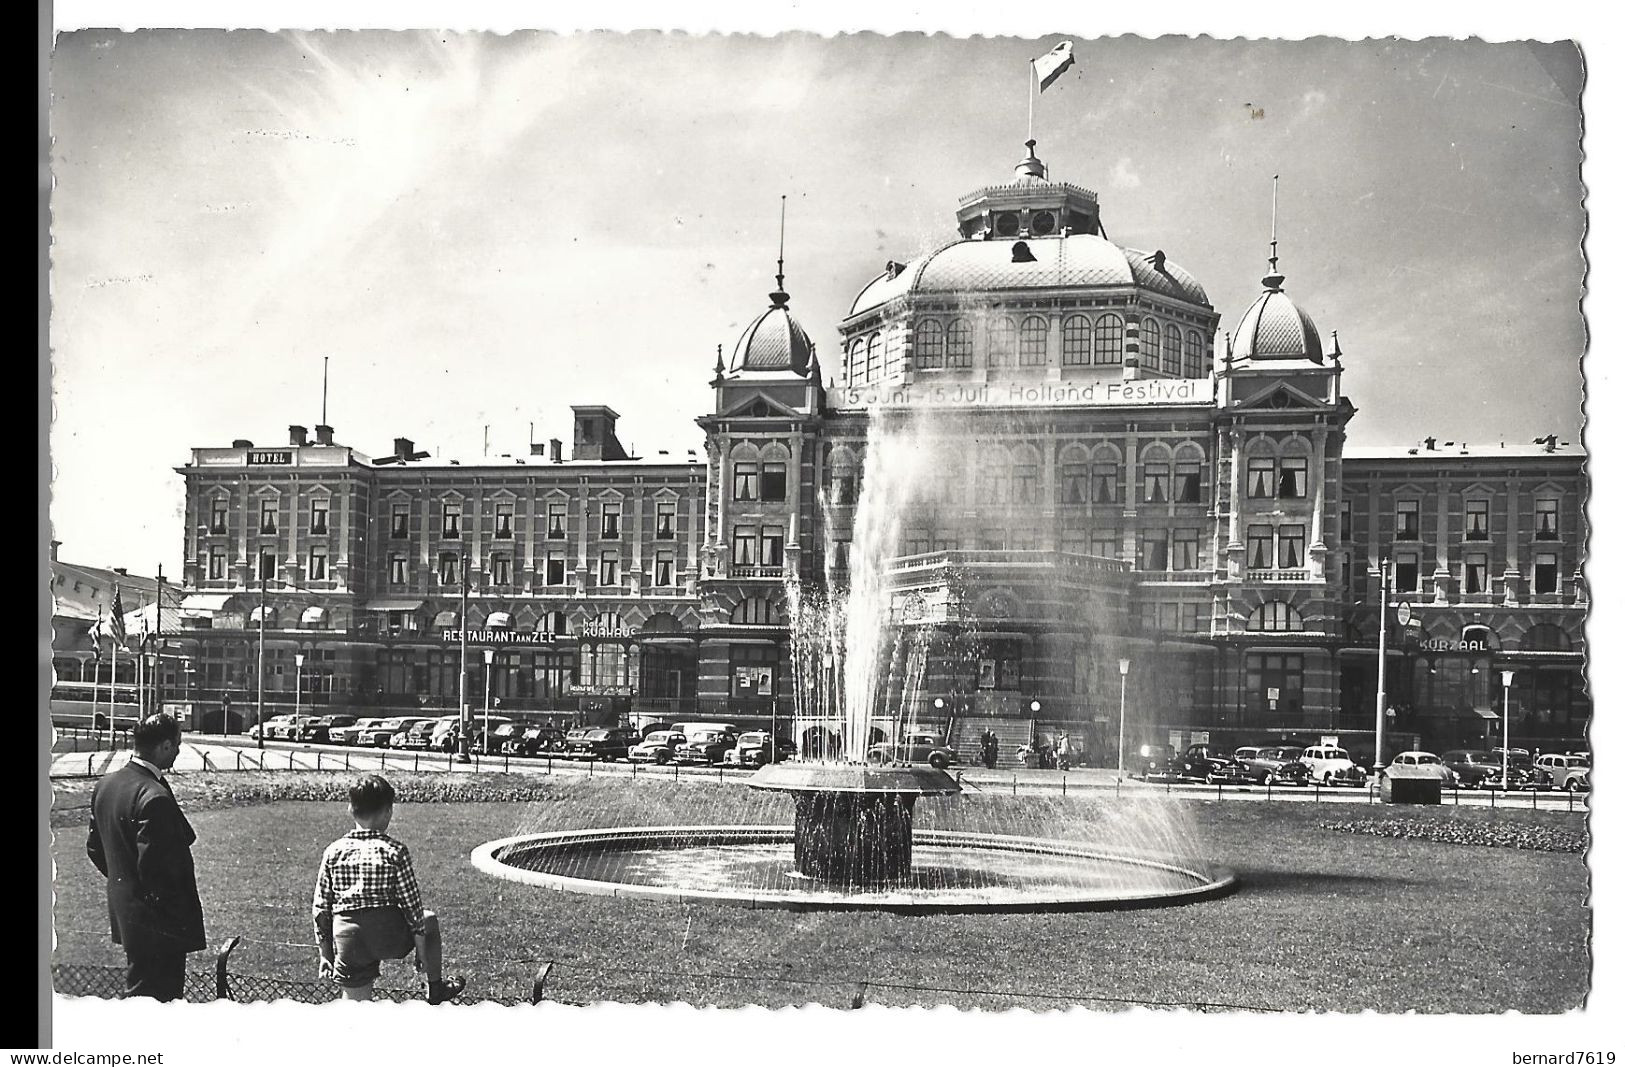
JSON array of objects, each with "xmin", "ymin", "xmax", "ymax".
[
  {"xmin": 472, "ymin": 825, "xmax": 1236, "ymax": 913},
  {"xmin": 747, "ymin": 761, "xmax": 962, "ymax": 796}
]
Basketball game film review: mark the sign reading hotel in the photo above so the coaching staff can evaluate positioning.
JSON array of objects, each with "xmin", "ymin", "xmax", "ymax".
[
  {"xmin": 439, "ymin": 628, "xmax": 557, "ymax": 644},
  {"xmin": 246, "ymin": 450, "xmax": 293, "ymax": 465},
  {"xmin": 830, "ymin": 376, "xmax": 1215, "ymax": 410}
]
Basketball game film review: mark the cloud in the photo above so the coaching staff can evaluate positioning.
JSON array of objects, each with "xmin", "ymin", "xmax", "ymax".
[{"xmin": 1110, "ymin": 157, "xmax": 1142, "ymax": 189}]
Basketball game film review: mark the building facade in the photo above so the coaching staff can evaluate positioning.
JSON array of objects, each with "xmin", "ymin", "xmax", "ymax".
[{"xmin": 132, "ymin": 139, "xmax": 1585, "ymax": 761}]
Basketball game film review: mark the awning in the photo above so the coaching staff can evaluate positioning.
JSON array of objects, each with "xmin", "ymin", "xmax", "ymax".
[
  {"xmin": 362, "ymin": 598, "xmax": 425, "ymax": 612},
  {"xmin": 300, "ymin": 606, "xmax": 328, "ymax": 626},
  {"xmin": 180, "ymin": 593, "xmax": 234, "ymax": 612},
  {"xmin": 1470, "ymin": 706, "xmax": 1500, "ymax": 720},
  {"xmin": 485, "ymin": 612, "xmax": 513, "ymax": 629},
  {"xmin": 432, "ymin": 610, "xmax": 458, "ymax": 628}
]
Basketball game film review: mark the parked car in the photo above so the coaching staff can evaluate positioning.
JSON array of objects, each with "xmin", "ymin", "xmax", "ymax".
[
  {"xmin": 676, "ymin": 728, "xmax": 739, "ymax": 765},
  {"xmin": 1387, "ymin": 751, "xmax": 1458, "ymax": 786},
  {"xmin": 1488, "ymin": 748, "xmax": 1548, "ymax": 789},
  {"xmin": 395, "ymin": 719, "xmax": 441, "ymax": 749},
  {"xmin": 1233, "ymin": 745, "xmax": 1311, "ymax": 785},
  {"xmin": 1299, "ymin": 745, "xmax": 1369, "ymax": 787},
  {"xmin": 1135, "ymin": 743, "xmax": 1177, "ymax": 781},
  {"xmin": 266, "ymin": 715, "xmax": 316, "ymax": 741},
  {"xmin": 628, "ymin": 730, "xmax": 687, "ymax": 764},
  {"xmin": 724, "ymin": 731, "xmax": 795, "ymax": 767},
  {"xmin": 1440, "ymin": 750, "xmax": 1503, "ymax": 788},
  {"xmin": 866, "ymin": 732, "xmax": 958, "ymax": 770},
  {"xmin": 248, "ymin": 714, "xmax": 295, "ymax": 741},
  {"xmin": 296, "ymin": 714, "xmax": 357, "ymax": 744},
  {"xmin": 510, "ymin": 724, "xmax": 568, "ymax": 757},
  {"xmin": 563, "ymin": 727, "xmax": 641, "ymax": 762},
  {"xmin": 1173, "ymin": 744, "xmax": 1245, "ymax": 784},
  {"xmin": 1534, "ymin": 752, "xmax": 1591, "ymax": 792},
  {"xmin": 470, "ymin": 721, "xmax": 525, "ymax": 755},
  {"xmin": 329, "ymin": 718, "xmax": 384, "ymax": 746},
  {"xmin": 366, "ymin": 716, "xmax": 429, "ymax": 748}
]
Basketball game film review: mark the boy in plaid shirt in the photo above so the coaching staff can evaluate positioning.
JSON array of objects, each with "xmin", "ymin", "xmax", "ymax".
[{"xmin": 313, "ymin": 775, "xmax": 466, "ymax": 1003}]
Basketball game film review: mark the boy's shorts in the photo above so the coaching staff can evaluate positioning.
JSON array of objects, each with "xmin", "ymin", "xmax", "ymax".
[{"xmin": 332, "ymin": 907, "xmax": 415, "ymax": 987}]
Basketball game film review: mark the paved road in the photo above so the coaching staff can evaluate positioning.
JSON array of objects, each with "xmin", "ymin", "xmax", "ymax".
[{"xmin": 48, "ymin": 732, "xmax": 1589, "ymax": 813}]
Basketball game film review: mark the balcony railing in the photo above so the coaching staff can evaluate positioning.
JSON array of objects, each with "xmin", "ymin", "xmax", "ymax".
[
  {"xmin": 1246, "ymin": 568, "xmax": 1310, "ymax": 582},
  {"xmin": 1136, "ymin": 569, "xmax": 1212, "ymax": 583},
  {"xmin": 731, "ymin": 565, "xmax": 785, "ymax": 579}
]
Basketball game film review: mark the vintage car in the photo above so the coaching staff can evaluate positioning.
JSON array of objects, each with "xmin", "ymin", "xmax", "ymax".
[
  {"xmin": 509, "ymin": 724, "xmax": 567, "ymax": 757},
  {"xmin": 395, "ymin": 719, "xmax": 442, "ymax": 749},
  {"xmin": 1387, "ymin": 751, "xmax": 1458, "ymax": 785},
  {"xmin": 866, "ymin": 733, "xmax": 958, "ymax": 769},
  {"xmin": 1439, "ymin": 750, "xmax": 1504, "ymax": 788},
  {"xmin": 329, "ymin": 718, "xmax": 385, "ymax": 746},
  {"xmin": 295, "ymin": 714, "xmax": 357, "ymax": 744},
  {"xmin": 1488, "ymin": 748, "xmax": 1548, "ymax": 789},
  {"xmin": 364, "ymin": 717, "xmax": 427, "ymax": 748},
  {"xmin": 723, "ymin": 732, "xmax": 795, "ymax": 767},
  {"xmin": 1173, "ymin": 744, "xmax": 1246, "ymax": 784},
  {"xmin": 564, "ymin": 726, "xmax": 641, "ymax": 762},
  {"xmin": 470, "ymin": 721, "xmax": 525, "ymax": 755},
  {"xmin": 675, "ymin": 728, "xmax": 739, "ymax": 765},
  {"xmin": 628, "ymin": 730, "xmax": 687, "ymax": 764},
  {"xmin": 1135, "ymin": 743, "xmax": 1177, "ymax": 780},
  {"xmin": 247, "ymin": 714, "xmax": 295, "ymax": 742},
  {"xmin": 266, "ymin": 715, "xmax": 317, "ymax": 741},
  {"xmin": 1534, "ymin": 752, "xmax": 1591, "ymax": 792},
  {"xmin": 1233, "ymin": 745, "xmax": 1311, "ymax": 785},
  {"xmin": 1299, "ymin": 745, "xmax": 1369, "ymax": 787}
]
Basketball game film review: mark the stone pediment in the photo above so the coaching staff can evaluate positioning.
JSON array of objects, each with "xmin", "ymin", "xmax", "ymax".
[
  {"xmin": 1232, "ymin": 381, "xmax": 1328, "ymax": 411},
  {"xmin": 719, "ymin": 391, "xmax": 804, "ymax": 419}
]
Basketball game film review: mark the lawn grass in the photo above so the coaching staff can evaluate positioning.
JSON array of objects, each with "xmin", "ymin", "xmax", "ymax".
[{"xmin": 49, "ymin": 773, "xmax": 1589, "ymax": 1012}]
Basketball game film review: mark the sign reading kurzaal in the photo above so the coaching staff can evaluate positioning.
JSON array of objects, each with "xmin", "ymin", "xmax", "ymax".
[{"xmin": 830, "ymin": 377, "xmax": 1215, "ymax": 410}]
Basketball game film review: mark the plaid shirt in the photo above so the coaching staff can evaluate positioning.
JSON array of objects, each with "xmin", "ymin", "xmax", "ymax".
[{"xmin": 312, "ymin": 828, "xmax": 426, "ymax": 935}]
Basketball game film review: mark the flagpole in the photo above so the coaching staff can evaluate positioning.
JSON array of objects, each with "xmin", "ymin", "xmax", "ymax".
[
  {"xmin": 154, "ymin": 565, "xmax": 164, "ymax": 715},
  {"xmin": 135, "ymin": 596, "xmax": 145, "ymax": 722},
  {"xmin": 110, "ymin": 626, "xmax": 120, "ymax": 745},
  {"xmin": 1027, "ymin": 60, "xmax": 1035, "ymax": 144}
]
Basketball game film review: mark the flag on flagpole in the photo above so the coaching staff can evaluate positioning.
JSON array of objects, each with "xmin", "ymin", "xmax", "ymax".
[
  {"xmin": 109, "ymin": 586, "xmax": 127, "ymax": 646},
  {"xmin": 1033, "ymin": 40, "xmax": 1076, "ymax": 92},
  {"xmin": 89, "ymin": 606, "xmax": 104, "ymax": 647}
]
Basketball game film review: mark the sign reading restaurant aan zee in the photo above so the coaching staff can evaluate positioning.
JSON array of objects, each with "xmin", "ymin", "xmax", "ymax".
[{"xmin": 830, "ymin": 376, "xmax": 1215, "ymax": 410}]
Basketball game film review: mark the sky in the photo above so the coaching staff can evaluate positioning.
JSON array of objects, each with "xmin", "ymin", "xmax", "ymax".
[{"xmin": 48, "ymin": 31, "xmax": 1587, "ymax": 578}]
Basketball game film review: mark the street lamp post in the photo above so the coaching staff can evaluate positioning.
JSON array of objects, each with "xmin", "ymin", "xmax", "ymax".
[
  {"xmin": 1500, "ymin": 670, "xmax": 1515, "ymax": 790},
  {"xmin": 457, "ymin": 547, "xmax": 471, "ymax": 764},
  {"xmin": 256, "ymin": 571, "xmax": 266, "ymax": 750},
  {"xmin": 483, "ymin": 648, "xmax": 495, "ymax": 755},
  {"xmin": 1116, "ymin": 658, "xmax": 1131, "ymax": 783},
  {"xmin": 1374, "ymin": 557, "xmax": 1391, "ymax": 775},
  {"xmin": 294, "ymin": 652, "xmax": 305, "ymax": 727}
]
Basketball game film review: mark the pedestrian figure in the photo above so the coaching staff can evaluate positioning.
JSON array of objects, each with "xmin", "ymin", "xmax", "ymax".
[
  {"xmin": 313, "ymin": 774, "xmax": 466, "ymax": 1004},
  {"xmin": 1056, "ymin": 731, "xmax": 1072, "ymax": 771},
  {"xmin": 86, "ymin": 712, "xmax": 206, "ymax": 1002},
  {"xmin": 980, "ymin": 728, "xmax": 999, "ymax": 769}
]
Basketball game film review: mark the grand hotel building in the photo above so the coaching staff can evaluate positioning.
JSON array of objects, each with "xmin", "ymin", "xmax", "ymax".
[{"xmin": 75, "ymin": 140, "xmax": 1585, "ymax": 763}]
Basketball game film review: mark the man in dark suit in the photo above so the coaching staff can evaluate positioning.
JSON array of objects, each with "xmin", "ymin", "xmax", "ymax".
[{"xmin": 86, "ymin": 713, "xmax": 206, "ymax": 1001}]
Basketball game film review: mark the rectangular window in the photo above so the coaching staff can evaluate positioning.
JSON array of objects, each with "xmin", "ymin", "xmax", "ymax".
[
  {"xmin": 491, "ymin": 554, "xmax": 511, "ymax": 586},
  {"xmin": 545, "ymin": 552, "xmax": 566, "ymax": 586},
  {"xmin": 1246, "ymin": 652, "xmax": 1304, "ymax": 719},
  {"xmin": 1142, "ymin": 462, "xmax": 1170, "ymax": 504},
  {"xmin": 1174, "ymin": 461, "xmax": 1202, "ymax": 504},
  {"xmin": 210, "ymin": 500, "xmax": 228, "ymax": 534},
  {"xmin": 1013, "ymin": 463, "xmax": 1039, "ymax": 504},
  {"xmin": 1173, "ymin": 529, "xmax": 1200, "ymax": 570},
  {"xmin": 654, "ymin": 550, "xmax": 675, "ymax": 587},
  {"xmin": 438, "ymin": 552, "xmax": 460, "ymax": 585},
  {"xmin": 310, "ymin": 500, "xmax": 329, "ymax": 535},
  {"xmin": 1534, "ymin": 552, "xmax": 1559, "ymax": 595},
  {"xmin": 495, "ymin": 503, "xmax": 514, "ymax": 539},
  {"xmin": 978, "ymin": 469, "xmax": 1008, "ymax": 506},
  {"xmin": 1464, "ymin": 552, "xmax": 1488, "ymax": 595},
  {"xmin": 547, "ymin": 503, "xmax": 567, "ymax": 539},
  {"xmin": 389, "ymin": 554, "xmax": 407, "ymax": 586},
  {"xmin": 1180, "ymin": 603, "xmax": 1203, "ymax": 634},
  {"xmin": 1060, "ymin": 463, "xmax": 1088, "ymax": 505},
  {"xmin": 831, "ymin": 475, "xmax": 856, "ymax": 506},
  {"xmin": 1091, "ymin": 531, "xmax": 1119, "ymax": 559},
  {"xmin": 1138, "ymin": 531, "xmax": 1169, "ymax": 571},
  {"xmin": 655, "ymin": 501, "xmax": 677, "ymax": 539},
  {"xmin": 1339, "ymin": 501, "xmax": 1353, "ymax": 542},
  {"xmin": 762, "ymin": 462, "xmax": 787, "ymax": 502},
  {"xmin": 1535, "ymin": 499, "xmax": 1559, "ymax": 540},
  {"xmin": 1395, "ymin": 551, "xmax": 1420, "ymax": 593},
  {"xmin": 902, "ymin": 527, "xmax": 932, "ymax": 556},
  {"xmin": 599, "ymin": 554, "xmax": 620, "ymax": 586},
  {"xmin": 1279, "ymin": 457, "xmax": 1308, "ymax": 499},
  {"xmin": 601, "ymin": 503, "xmax": 621, "ymax": 540},
  {"xmin": 1396, "ymin": 500, "xmax": 1420, "ymax": 540},
  {"xmin": 733, "ymin": 462, "xmax": 759, "ymax": 501},
  {"xmin": 258, "ymin": 548, "xmax": 277, "ymax": 584},
  {"xmin": 931, "ymin": 535, "xmax": 961, "ymax": 552},
  {"xmin": 260, "ymin": 500, "xmax": 278, "ymax": 534},
  {"xmin": 732, "ymin": 525, "xmax": 757, "ymax": 566},
  {"xmin": 208, "ymin": 547, "xmax": 225, "ymax": 580},
  {"xmin": 442, "ymin": 503, "xmax": 462, "ymax": 539},
  {"xmin": 391, "ymin": 504, "xmax": 410, "ymax": 539},
  {"xmin": 761, "ymin": 525, "xmax": 785, "ymax": 567},
  {"xmin": 308, "ymin": 546, "xmax": 328, "ymax": 581},
  {"xmin": 1247, "ymin": 524, "xmax": 1274, "ymax": 569},
  {"xmin": 1247, "ymin": 458, "xmax": 1275, "ymax": 499},
  {"xmin": 1278, "ymin": 525, "xmax": 1305, "ymax": 569},
  {"xmin": 1092, "ymin": 463, "xmax": 1118, "ymax": 504},
  {"xmin": 1464, "ymin": 499, "xmax": 1490, "ymax": 540}
]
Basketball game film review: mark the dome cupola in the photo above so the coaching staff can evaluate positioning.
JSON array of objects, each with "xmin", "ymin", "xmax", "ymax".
[
  {"xmin": 729, "ymin": 287, "xmax": 814, "ymax": 375},
  {"xmin": 1230, "ymin": 274, "xmax": 1324, "ymax": 363}
]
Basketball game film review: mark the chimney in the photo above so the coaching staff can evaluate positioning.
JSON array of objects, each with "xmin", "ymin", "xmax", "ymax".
[
  {"xmin": 289, "ymin": 424, "xmax": 309, "ymax": 447},
  {"xmin": 530, "ymin": 440, "xmax": 549, "ymax": 456},
  {"xmin": 394, "ymin": 437, "xmax": 414, "ymax": 462},
  {"xmin": 50, "ymin": 539, "xmax": 60, "ymax": 561},
  {"xmin": 570, "ymin": 405, "xmax": 628, "ymax": 461},
  {"xmin": 314, "ymin": 424, "xmax": 334, "ymax": 446},
  {"xmin": 113, "ymin": 567, "xmax": 128, "ymax": 576},
  {"xmin": 231, "ymin": 438, "xmax": 253, "ymax": 448},
  {"xmin": 1423, "ymin": 436, "xmax": 1437, "ymax": 451},
  {"xmin": 549, "ymin": 438, "xmax": 563, "ymax": 463}
]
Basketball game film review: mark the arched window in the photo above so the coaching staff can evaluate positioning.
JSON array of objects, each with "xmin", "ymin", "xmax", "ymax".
[
  {"xmin": 1248, "ymin": 601, "xmax": 1304, "ymax": 632},
  {"xmin": 988, "ymin": 317, "xmax": 1018, "ymax": 368},
  {"xmin": 1095, "ymin": 314, "xmax": 1124, "ymax": 365},
  {"xmin": 731, "ymin": 597, "xmax": 778, "ymax": 625},
  {"xmin": 915, "ymin": 319, "xmax": 945, "ymax": 369},
  {"xmin": 864, "ymin": 335, "xmax": 881, "ymax": 382},
  {"xmin": 848, "ymin": 339, "xmax": 867, "ymax": 385},
  {"xmin": 1061, "ymin": 315, "xmax": 1092, "ymax": 366},
  {"xmin": 946, "ymin": 318, "xmax": 973, "ymax": 368},
  {"xmin": 1140, "ymin": 318, "xmax": 1160, "ymax": 369},
  {"xmin": 1019, "ymin": 315, "xmax": 1048, "ymax": 366},
  {"xmin": 1184, "ymin": 329, "xmax": 1204, "ymax": 378},
  {"xmin": 1162, "ymin": 326, "xmax": 1182, "ymax": 375},
  {"xmin": 1523, "ymin": 623, "xmax": 1570, "ymax": 651}
]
